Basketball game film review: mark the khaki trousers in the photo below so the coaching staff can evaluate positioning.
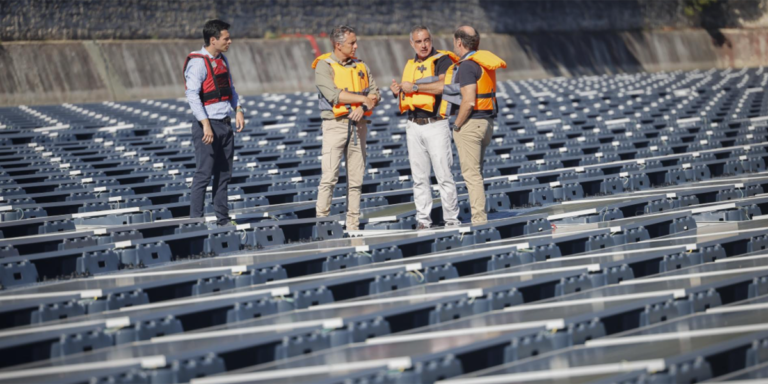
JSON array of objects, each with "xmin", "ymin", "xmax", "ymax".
[
  {"xmin": 316, "ymin": 118, "xmax": 367, "ymax": 230},
  {"xmin": 453, "ymin": 118, "xmax": 492, "ymax": 224}
]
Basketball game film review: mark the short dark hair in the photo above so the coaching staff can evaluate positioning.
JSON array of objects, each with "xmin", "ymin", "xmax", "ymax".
[
  {"xmin": 330, "ymin": 25, "xmax": 355, "ymax": 46},
  {"xmin": 203, "ymin": 19, "xmax": 230, "ymax": 47},
  {"xmin": 454, "ymin": 26, "xmax": 480, "ymax": 51}
]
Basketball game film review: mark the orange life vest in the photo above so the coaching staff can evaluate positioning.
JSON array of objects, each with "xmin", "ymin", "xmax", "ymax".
[
  {"xmin": 183, "ymin": 52, "xmax": 233, "ymax": 106},
  {"xmin": 398, "ymin": 50, "xmax": 459, "ymax": 114},
  {"xmin": 312, "ymin": 53, "xmax": 373, "ymax": 118},
  {"xmin": 438, "ymin": 50, "xmax": 506, "ymax": 118}
]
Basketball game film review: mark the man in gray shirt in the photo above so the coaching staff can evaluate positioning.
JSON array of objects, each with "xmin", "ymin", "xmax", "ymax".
[{"xmin": 183, "ymin": 19, "xmax": 245, "ymax": 226}]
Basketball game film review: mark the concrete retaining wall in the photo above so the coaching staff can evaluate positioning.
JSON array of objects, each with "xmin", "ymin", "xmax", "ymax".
[{"xmin": 2, "ymin": 29, "xmax": 768, "ymax": 106}]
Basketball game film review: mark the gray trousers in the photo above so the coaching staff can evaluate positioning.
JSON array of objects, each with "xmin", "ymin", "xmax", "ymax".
[
  {"xmin": 190, "ymin": 117, "xmax": 234, "ymax": 225},
  {"xmin": 405, "ymin": 119, "xmax": 460, "ymax": 225}
]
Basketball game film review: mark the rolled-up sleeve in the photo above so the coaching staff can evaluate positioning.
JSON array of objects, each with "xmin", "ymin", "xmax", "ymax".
[
  {"xmin": 184, "ymin": 58, "xmax": 209, "ymax": 122},
  {"xmin": 315, "ymin": 60, "xmax": 341, "ymax": 105},
  {"xmin": 366, "ymin": 66, "xmax": 380, "ymax": 100}
]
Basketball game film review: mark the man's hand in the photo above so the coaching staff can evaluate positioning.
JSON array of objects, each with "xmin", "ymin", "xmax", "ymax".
[
  {"xmin": 400, "ymin": 81, "xmax": 415, "ymax": 93},
  {"xmin": 389, "ymin": 79, "xmax": 401, "ymax": 95},
  {"xmin": 368, "ymin": 94, "xmax": 379, "ymax": 107},
  {"xmin": 348, "ymin": 106, "xmax": 365, "ymax": 122},
  {"xmin": 362, "ymin": 96, "xmax": 376, "ymax": 111},
  {"xmin": 201, "ymin": 120, "xmax": 214, "ymax": 145},
  {"xmin": 235, "ymin": 111, "xmax": 245, "ymax": 133}
]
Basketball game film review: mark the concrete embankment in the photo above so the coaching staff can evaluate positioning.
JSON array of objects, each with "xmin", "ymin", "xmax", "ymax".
[{"xmin": 1, "ymin": 29, "xmax": 766, "ymax": 106}]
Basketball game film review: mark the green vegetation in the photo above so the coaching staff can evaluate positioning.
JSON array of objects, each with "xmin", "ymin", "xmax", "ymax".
[{"xmin": 684, "ymin": 0, "xmax": 718, "ymax": 17}]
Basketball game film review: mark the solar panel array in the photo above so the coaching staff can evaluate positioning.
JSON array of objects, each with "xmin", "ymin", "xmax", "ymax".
[{"xmin": 0, "ymin": 67, "xmax": 767, "ymax": 384}]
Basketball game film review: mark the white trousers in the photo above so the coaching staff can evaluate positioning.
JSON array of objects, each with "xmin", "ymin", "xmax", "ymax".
[{"xmin": 405, "ymin": 119, "xmax": 460, "ymax": 225}]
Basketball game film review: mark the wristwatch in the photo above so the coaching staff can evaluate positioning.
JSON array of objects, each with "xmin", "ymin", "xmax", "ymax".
[
  {"xmin": 450, "ymin": 123, "xmax": 460, "ymax": 132},
  {"xmin": 412, "ymin": 84, "xmax": 419, "ymax": 93},
  {"xmin": 236, "ymin": 106, "xmax": 246, "ymax": 114}
]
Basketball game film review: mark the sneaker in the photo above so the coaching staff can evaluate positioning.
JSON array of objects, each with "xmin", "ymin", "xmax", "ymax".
[
  {"xmin": 444, "ymin": 221, "xmax": 461, "ymax": 228},
  {"xmin": 416, "ymin": 222, "xmax": 431, "ymax": 230}
]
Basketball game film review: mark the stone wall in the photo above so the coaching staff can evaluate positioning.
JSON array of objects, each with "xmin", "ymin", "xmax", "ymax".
[
  {"xmin": 2, "ymin": 0, "xmax": 766, "ymax": 41},
  {"xmin": 2, "ymin": 28, "xmax": 768, "ymax": 106}
]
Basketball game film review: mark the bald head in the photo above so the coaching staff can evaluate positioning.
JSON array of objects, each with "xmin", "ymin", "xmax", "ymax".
[
  {"xmin": 458, "ymin": 25, "xmax": 476, "ymax": 36},
  {"xmin": 454, "ymin": 25, "xmax": 480, "ymax": 52}
]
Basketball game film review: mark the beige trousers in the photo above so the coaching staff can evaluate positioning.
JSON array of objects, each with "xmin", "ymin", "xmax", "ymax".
[
  {"xmin": 316, "ymin": 118, "xmax": 367, "ymax": 230},
  {"xmin": 453, "ymin": 118, "xmax": 492, "ymax": 224}
]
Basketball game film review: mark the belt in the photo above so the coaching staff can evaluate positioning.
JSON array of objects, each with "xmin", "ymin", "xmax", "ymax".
[
  {"xmin": 329, "ymin": 117, "xmax": 371, "ymax": 124},
  {"xmin": 408, "ymin": 116, "xmax": 445, "ymax": 125},
  {"xmin": 209, "ymin": 116, "xmax": 231, "ymax": 124}
]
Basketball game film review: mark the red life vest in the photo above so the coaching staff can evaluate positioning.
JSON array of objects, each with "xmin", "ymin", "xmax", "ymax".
[{"xmin": 182, "ymin": 53, "xmax": 233, "ymax": 106}]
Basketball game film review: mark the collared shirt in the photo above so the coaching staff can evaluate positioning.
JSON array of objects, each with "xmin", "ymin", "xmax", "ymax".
[
  {"xmin": 407, "ymin": 48, "xmax": 453, "ymax": 119},
  {"xmin": 315, "ymin": 52, "xmax": 380, "ymax": 120},
  {"xmin": 456, "ymin": 51, "xmax": 493, "ymax": 119},
  {"xmin": 184, "ymin": 46, "xmax": 241, "ymax": 121}
]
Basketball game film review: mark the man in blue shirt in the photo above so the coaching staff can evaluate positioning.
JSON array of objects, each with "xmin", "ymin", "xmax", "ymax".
[{"xmin": 184, "ymin": 19, "xmax": 245, "ymax": 227}]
